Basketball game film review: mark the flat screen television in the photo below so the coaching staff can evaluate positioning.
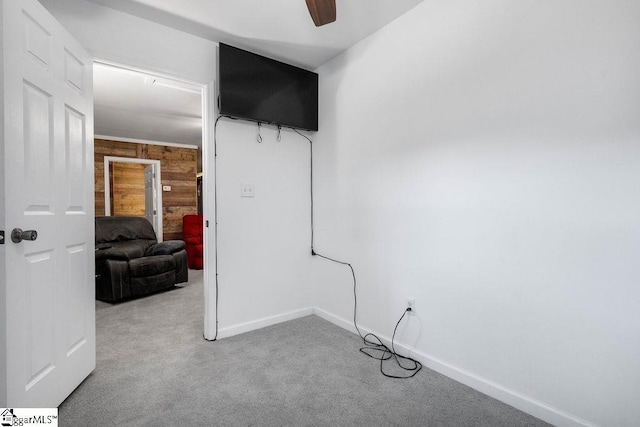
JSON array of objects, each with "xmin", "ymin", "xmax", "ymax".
[{"xmin": 218, "ymin": 43, "xmax": 318, "ymax": 132}]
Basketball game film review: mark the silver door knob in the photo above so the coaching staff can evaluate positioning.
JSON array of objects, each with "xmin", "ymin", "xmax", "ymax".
[{"xmin": 11, "ymin": 228, "xmax": 37, "ymax": 243}]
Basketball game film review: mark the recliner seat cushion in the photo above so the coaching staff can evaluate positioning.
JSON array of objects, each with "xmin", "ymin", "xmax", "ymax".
[{"xmin": 128, "ymin": 255, "xmax": 175, "ymax": 277}]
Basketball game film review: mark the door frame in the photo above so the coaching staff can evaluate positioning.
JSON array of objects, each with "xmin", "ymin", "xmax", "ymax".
[
  {"xmin": 93, "ymin": 58, "xmax": 217, "ymax": 340},
  {"xmin": 103, "ymin": 156, "xmax": 163, "ymax": 241}
]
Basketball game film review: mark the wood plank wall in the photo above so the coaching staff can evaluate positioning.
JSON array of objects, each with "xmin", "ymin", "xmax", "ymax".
[{"xmin": 95, "ymin": 138, "xmax": 198, "ymax": 240}]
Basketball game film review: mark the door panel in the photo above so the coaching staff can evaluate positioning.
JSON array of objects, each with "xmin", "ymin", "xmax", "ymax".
[
  {"xmin": 2, "ymin": 0, "xmax": 95, "ymax": 407},
  {"xmin": 25, "ymin": 251, "xmax": 55, "ymax": 390},
  {"xmin": 65, "ymin": 106, "xmax": 88, "ymax": 213},
  {"xmin": 22, "ymin": 82, "xmax": 54, "ymax": 213}
]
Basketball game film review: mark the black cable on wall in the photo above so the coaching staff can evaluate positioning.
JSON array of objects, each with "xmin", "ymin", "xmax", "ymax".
[{"xmin": 210, "ymin": 114, "xmax": 241, "ymax": 341}]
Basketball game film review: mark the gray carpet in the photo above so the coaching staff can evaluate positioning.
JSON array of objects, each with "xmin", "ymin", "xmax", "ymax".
[{"xmin": 59, "ymin": 270, "xmax": 550, "ymax": 426}]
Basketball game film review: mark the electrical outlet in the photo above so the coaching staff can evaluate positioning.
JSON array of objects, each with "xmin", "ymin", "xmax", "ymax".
[{"xmin": 406, "ymin": 298, "xmax": 415, "ymax": 315}]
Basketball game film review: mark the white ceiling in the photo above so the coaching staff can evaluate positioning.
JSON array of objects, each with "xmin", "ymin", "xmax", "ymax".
[
  {"xmin": 91, "ymin": 0, "xmax": 425, "ymax": 147},
  {"xmin": 87, "ymin": 0, "xmax": 424, "ymax": 69},
  {"xmin": 94, "ymin": 64, "xmax": 203, "ymax": 146}
]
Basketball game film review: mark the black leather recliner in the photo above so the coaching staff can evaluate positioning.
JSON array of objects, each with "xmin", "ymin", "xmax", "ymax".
[{"xmin": 95, "ymin": 216, "xmax": 188, "ymax": 302}]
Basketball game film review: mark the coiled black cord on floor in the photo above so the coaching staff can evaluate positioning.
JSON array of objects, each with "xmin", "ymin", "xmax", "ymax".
[{"xmin": 313, "ymin": 252, "xmax": 422, "ymax": 379}]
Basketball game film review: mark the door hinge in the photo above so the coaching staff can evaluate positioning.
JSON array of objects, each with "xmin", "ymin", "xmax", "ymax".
[
  {"xmin": 206, "ymin": 220, "xmax": 209, "ymax": 227},
  {"xmin": 0, "ymin": 230, "xmax": 4, "ymax": 245}
]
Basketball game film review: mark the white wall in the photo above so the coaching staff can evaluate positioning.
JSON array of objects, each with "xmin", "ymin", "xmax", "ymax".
[
  {"xmin": 215, "ymin": 120, "xmax": 314, "ymax": 336},
  {"xmin": 39, "ymin": 0, "xmax": 314, "ymax": 337},
  {"xmin": 313, "ymin": 1, "xmax": 640, "ymax": 426}
]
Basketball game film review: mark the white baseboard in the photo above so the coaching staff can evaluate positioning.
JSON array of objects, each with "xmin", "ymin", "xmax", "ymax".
[
  {"xmin": 312, "ymin": 307, "xmax": 597, "ymax": 427},
  {"xmin": 217, "ymin": 307, "xmax": 314, "ymax": 339}
]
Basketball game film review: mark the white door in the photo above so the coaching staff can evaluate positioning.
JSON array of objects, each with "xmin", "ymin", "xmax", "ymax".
[
  {"xmin": 144, "ymin": 164, "xmax": 160, "ymax": 234},
  {"xmin": 144, "ymin": 164, "xmax": 155, "ymax": 225},
  {"xmin": 1, "ymin": 0, "xmax": 95, "ymax": 407}
]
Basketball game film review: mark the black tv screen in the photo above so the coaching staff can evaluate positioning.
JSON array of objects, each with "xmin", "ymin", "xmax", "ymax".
[{"xmin": 218, "ymin": 43, "xmax": 318, "ymax": 132}]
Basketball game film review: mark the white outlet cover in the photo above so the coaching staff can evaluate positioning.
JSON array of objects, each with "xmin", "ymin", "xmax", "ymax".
[
  {"xmin": 406, "ymin": 298, "xmax": 415, "ymax": 315},
  {"xmin": 241, "ymin": 184, "xmax": 255, "ymax": 198}
]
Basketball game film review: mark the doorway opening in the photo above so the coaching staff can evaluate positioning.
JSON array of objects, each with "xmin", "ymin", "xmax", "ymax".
[
  {"xmin": 104, "ymin": 156, "xmax": 163, "ymax": 240},
  {"xmin": 92, "ymin": 59, "xmax": 216, "ymax": 339}
]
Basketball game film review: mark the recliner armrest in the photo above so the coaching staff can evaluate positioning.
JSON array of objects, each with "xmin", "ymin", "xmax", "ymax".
[
  {"xmin": 145, "ymin": 240, "xmax": 186, "ymax": 256},
  {"xmin": 95, "ymin": 241, "xmax": 148, "ymax": 261},
  {"xmin": 95, "ymin": 247, "xmax": 131, "ymax": 261}
]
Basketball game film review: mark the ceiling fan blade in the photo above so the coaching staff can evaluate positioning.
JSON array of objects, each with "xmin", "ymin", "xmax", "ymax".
[{"xmin": 305, "ymin": 0, "xmax": 336, "ymax": 27}]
